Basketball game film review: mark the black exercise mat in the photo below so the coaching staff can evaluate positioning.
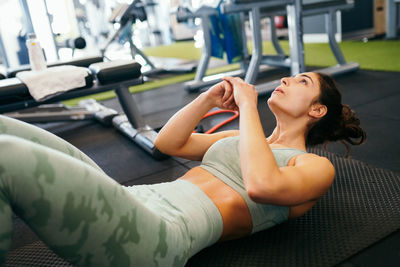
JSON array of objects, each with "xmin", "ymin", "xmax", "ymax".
[
  {"xmin": 186, "ymin": 148, "xmax": 400, "ymax": 266},
  {"xmin": 5, "ymin": 148, "xmax": 400, "ymax": 266},
  {"xmin": 5, "ymin": 241, "xmax": 73, "ymax": 267}
]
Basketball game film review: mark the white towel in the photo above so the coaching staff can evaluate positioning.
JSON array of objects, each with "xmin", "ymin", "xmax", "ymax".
[{"xmin": 16, "ymin": 65, "xmax": 90, "ymax": 101}]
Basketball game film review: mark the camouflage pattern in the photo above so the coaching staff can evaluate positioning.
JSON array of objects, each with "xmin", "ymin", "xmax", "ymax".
[{"xmin": 0, "ymin": 115, "xmax": 223, "ymax": 266}]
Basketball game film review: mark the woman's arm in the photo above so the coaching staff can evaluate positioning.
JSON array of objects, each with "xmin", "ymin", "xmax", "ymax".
[
  {"xmin": 224, "ymin": 77, "xmax": 335, "ymax": 206},
  {"xmin": 154, "ymin": 81, "xmax": 239, "ymax": 160}
]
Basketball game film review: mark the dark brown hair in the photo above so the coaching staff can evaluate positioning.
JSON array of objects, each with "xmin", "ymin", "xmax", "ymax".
[{"xmin": 306, "ymin": 72, "xmax": 366, "ymax": 155}]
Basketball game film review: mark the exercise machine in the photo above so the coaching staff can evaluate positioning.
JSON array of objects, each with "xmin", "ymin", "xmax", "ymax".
[
  {"xmin": 221, "ymin": 0, "xmax": 301, "ymax": 84},
  {"xmin": 102, "ymin": 0, "xmax": 196, "ymax": 76},
  {"xmin": 181, "ymin": 0, "xmax": 359, "ymax": 93},
  {"xmin": 177, "ymin": 1, "xmax": 296, "ymax": 92},
  {"xmin": 56, "ymin": 36, "xmax": 87, "ymax": 57},
  {"xmin": 177, "ymin": 3, "xmax": 287, "ymax": 92},
  {"xmin": 220, "ymin": 0, "xmax": 359, "ymax": 95},
  {"xmin": 0, "ymin": 59, "xmax": 167, "ymax": 160}
]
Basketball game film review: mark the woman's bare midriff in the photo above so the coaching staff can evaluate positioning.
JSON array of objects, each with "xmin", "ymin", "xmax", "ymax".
[
  {"xmin": 179, "ymin": 166, "xmax": 316, "ymax": 241},
  {"xmin": 179, "ymin": 166, "xmax": 252, "ymax": 241}
]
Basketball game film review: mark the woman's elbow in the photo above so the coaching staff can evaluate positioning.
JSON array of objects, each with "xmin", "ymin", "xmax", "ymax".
[
  {"xmin": 153, "ymin": 137, "xmax": 163, "ymax": 150},
  {"xmin": 154, "ymin": 136, "xmax": 172, "ymax": 155},
  {"xmin": 247, "ymin": 186, "xmax": 283, "ymax": 204},
  {"xmin": 154, "ymin": 136, "xmax": 185, "ymax": 157},
  {"xmin": 246, "ymin": 180, "xmax": 276, "ymax": 203},
  {"xmin": 245, "ymin": 172, "xmax": 285, "ymax": 203},
  {"xmin": 247, "ymin": 187, "xmax": 263, "ymax": 203}
]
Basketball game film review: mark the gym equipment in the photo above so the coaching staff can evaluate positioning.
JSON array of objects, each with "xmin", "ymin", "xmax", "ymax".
[
  {"xmin": 102, "ymin": 1, "xmax": 196, "ymax": 76},
  {"xmin": 177, "ymin": 5, "xmax": 253, "ymax": 92},
  {"xmin": 221, "ymin": 0, "xmax": 359, "ymax": 96},
  {"xmin": 89, "ymin": 61, "xmax": 167, "ymax": 159},
  {"xmin": 5, "ymin": 148, "xmax": 400, "ymax": 266},
  {"xmin": 386, "ymin": 0, "xmax": 400, "ymax": 39},
  {"xmin": 56, "ymin": 36, "xmax": 87, "ymax": 57},
  {"xmin": 181, "ymin": 0, "xmax": 359, "ymax": 93},
  {"xmin": 221, "ymin": 0, "xmax": 300, "ymax": 84},
  {"xmin": 0, "ymin": 59, "xmax": 167, "ymax": 160}
]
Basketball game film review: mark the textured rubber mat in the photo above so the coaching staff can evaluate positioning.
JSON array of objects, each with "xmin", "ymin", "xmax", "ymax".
[
  {"xmin": 187, "ymin": 148, "xmax": 400, "ymax": 266},
  {"xmin": 5, "ymin": 149, "xmax": 400, "ymax": 266},
  {"xmin": 5, "ymin": 241, "xmax": 73, "ymax": 267}
]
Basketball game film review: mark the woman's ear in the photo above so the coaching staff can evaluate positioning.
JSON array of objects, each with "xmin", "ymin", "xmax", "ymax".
[{"xmin": 309, "ymin": 103, "xmax": 327, "ymax": 119}]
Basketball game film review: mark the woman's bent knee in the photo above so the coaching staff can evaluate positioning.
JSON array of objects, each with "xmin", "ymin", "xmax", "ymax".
[{"xmin": 0, "ymin": 135, "xmax": 38, "ymax": 169}]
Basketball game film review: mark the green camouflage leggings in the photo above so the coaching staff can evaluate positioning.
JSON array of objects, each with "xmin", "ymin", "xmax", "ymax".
[{"xmin": 0, "ymin": 115, "xmax": 223, "ymax": 266}]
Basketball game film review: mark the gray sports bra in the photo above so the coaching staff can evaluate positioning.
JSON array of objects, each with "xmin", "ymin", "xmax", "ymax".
[{"xmin": 199, "ymin": 136, "xmax": 306, "ymax": 233}]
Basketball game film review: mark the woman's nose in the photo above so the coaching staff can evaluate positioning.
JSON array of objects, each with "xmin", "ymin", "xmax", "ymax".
[{"xmin": 281, "ymin": 77, "xmax": 289, "ymax": 86}]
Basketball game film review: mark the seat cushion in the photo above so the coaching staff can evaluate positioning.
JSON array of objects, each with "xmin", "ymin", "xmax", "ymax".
[{"xmin": 89, "ymin": 60, "xmax": 142, "ymax": 85}]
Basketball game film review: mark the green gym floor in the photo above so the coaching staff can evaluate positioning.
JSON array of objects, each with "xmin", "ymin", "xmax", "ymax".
[{"xmin": 15, "ymin": 39, "xmax": 400, "ymax": 266}]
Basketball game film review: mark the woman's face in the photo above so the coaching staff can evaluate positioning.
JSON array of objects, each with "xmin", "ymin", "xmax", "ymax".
[{"xmin": 267, "ymin": 72, "xmax": 321, "ymax": 118}]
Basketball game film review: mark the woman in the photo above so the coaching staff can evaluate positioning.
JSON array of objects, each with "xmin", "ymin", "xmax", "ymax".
[{"xmin": 0, "ymin": 72, "xmax": 365, "ymax": 266}]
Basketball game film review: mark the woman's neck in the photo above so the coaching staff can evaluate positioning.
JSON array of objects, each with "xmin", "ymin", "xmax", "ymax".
[{"xmin": 267, "ymin": 117, "xmax": 308, "ymax": 150}]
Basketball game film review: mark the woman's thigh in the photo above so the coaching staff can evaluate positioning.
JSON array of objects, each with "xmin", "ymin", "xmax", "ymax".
[
  {"xmin": 0, "ymin": 135, "xmax": 188, "ymax": 266},
  {"xmin": 0, "ymin": 115, "xmax": 102, "ymax": 172}
]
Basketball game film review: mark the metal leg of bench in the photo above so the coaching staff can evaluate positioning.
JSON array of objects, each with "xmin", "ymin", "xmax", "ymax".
[
  {"xmin": 323, "ymin": 10, "xmax": 359, "ymax": 75},
  {"xmin": 245, "ymin": 7, "xmax": 262, "ymax": 84},
  {"xmin": 386, "ymin": 0, "xmax": 398, "ymax": 39},
  {"xmin": 100, "ymin": 25, "xmax": 122, "ymax": 58},
  {"xmin": 287, "ymin": 0, "xmax": 305, "ymax": 76},
  {"xmin": 240, "ymin": 12, "xmax": 250, "ymax": 63},
  {"xmin": 113, "ymin": 84, "xmax": 168, "ymax": 160},
  {"xmin": 269, "ymin": 16, "xmax": 285, "ymax": 56},
  {"xmin": 128, "ymin": 37, "xmax": 157, "ymax": 70},
  {"xmin": 183, "ymin": 14, "xmax": 213, "ymax": 92},
  {"xmin": 326, "ymin": 10, "xmax": 346, "ymax": 65},
  {"xmin": 115, "ymin": 85, "xmax": 146, "ymax": 129},
  {"xmin": 195, "ymin": 15, "xmax": 212, "ymax": 82}
]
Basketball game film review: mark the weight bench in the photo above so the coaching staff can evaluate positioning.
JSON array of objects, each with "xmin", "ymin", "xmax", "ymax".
[
  {"xmin": 103, "ymin": 1, "xmax": 196, "ymax": 76},
  {"xmin": 0, "ymin": 59, "xmax": 166, "ymax": 159},
  {"xmin": 180, "ymin": 0, "xmax": 358, "ymax": 93},
  {"xmin": 221, "ymin": 0, "xmax": 359, "ymax": 96}
]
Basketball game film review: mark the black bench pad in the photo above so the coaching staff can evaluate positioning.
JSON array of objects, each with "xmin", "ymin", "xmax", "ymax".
[
  {"xmin": 89, "ymin": 60, "xmax": 142, "ymax": 85},
  {"xmin": 0, "ymin": 60, "xmax": 142, "ymax": 109}
]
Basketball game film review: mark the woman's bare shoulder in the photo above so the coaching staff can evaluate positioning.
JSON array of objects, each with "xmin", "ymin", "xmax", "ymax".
[{"xmin": 295, "ymin": 152, "xmax": 335, "ymax": 177}]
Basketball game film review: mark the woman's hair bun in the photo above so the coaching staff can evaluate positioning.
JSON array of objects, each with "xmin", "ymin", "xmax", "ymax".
[{"xmin": 333, "ymin": 104, "xmax": 366, "ymax": 146}]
